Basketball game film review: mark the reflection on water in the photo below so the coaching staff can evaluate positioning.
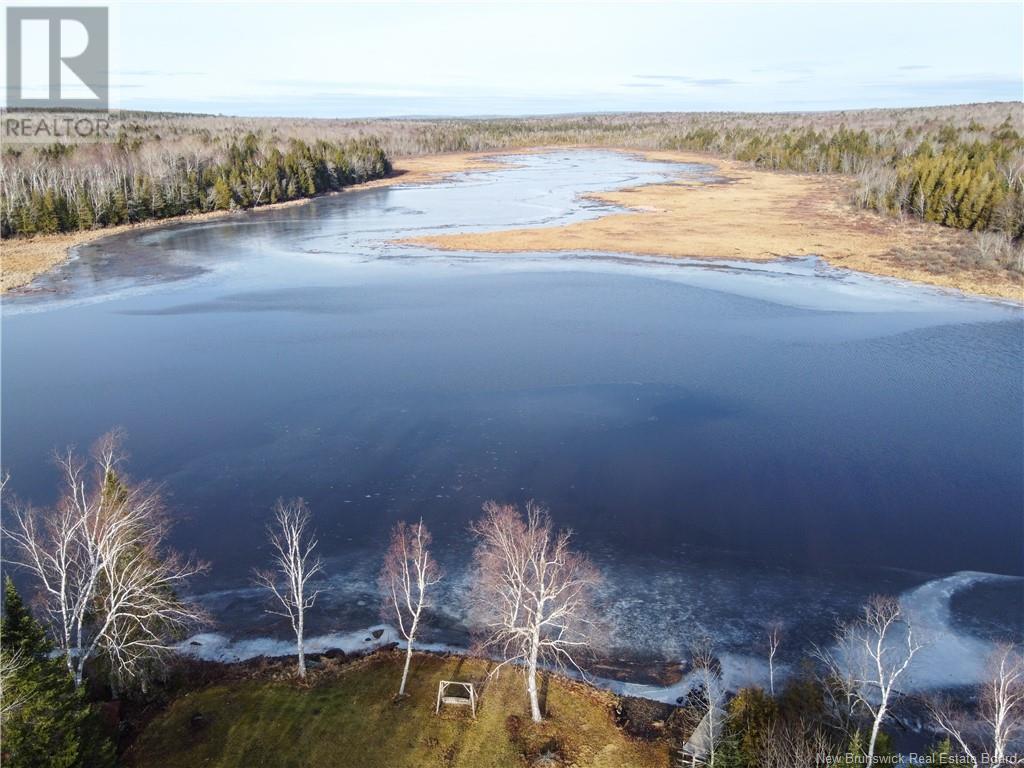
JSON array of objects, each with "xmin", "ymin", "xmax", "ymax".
[{"xmin": 3, "ymin": 151, "xmax": 1021, "ymax": 687}]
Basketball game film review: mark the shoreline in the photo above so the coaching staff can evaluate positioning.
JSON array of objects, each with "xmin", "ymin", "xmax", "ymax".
[
  {"xmin": 179, "ymin": 628, "xmax": 691, "ymax": 695},
  {"xmin": 176, "ymin": 622, "xmax": 985, "ymax": 714},
  {"xmin": 402, "ymin": 147, "xmax": 1024, "ymax": 302},
  {"xmin": 3, "ymin": 146, "xmax": 1021, "ymax": 302},
  {"xmin": 0, "ymin": 151, "xmax": 513, "ymax": 294},
  {"xmin": 179, "ymin": 567, "xmax": 1014, "ymax": 700}
]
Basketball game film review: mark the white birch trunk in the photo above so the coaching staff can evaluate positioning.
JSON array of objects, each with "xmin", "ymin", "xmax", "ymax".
[
  {"xmin": 527, "ymin": 629, "xmax": 542, "ymax": 722},
  {"xmin": 867, "ymin": 702, "xmax": 885, "ymax": 764},
  {"xmin": 400, "ymin": 638, "xmax": 414, "ymax": 696},
  {"xmin": 255, "ymin": 499, "xmax": 322, "ymax": 681}
]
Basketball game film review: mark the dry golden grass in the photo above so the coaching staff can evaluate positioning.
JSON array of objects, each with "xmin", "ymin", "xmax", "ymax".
[
  {"xmin": 381, "ymin": 150, "xmax": 517, "ymax": 182},
  {"xmin": 4, "ymin": 148, "xmax": 1021, "ymax": 301},
  {"xmin": 404, "ymin": 148, "xmax": 1023, "ymax": 302}
]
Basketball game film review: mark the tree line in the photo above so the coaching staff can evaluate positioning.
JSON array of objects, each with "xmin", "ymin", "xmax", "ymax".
[
  {"xmin": 2, "ymin": 432, "xmax": 1021, "ymax": 767},
  {"xmin": 0, "ymin": 133, "xmax": 390, "ymax": 237},
  {"xmin": 4, "ymin": 104, "xmax": 1021, "ymax": 238},
  {"xmin": 674, "ymin": 121, "xmax": 1023, "ymax": 239},
  {"xmin": 2, "ymin": 104, "xmax": 1022, "ymax": 273}
]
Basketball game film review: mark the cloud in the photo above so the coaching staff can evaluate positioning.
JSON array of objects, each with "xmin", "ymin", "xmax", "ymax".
[
  {"xmin": 633, "ymin": 75, "xmax": 740, "ymax": 87},
  {"xmin": 897, "ymin": 64, "xmax": 932, "ymax": 71},
  {"xmin": 117, "ymin": 69, "xmax": 205, "ymax": 77},
  {"xmin": 871, "ymin": 73, "xmax": 1023, "ymax": 94}
]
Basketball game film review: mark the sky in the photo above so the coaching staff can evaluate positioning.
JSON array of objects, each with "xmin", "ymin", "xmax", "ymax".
[{"xmin": 10, "ymin": 1, "xmax": 1024, "ymax": 117}]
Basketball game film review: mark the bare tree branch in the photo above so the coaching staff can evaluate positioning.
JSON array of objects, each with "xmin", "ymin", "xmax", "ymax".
[
  {"xmin": 0, "ymin": 648, "xmax": 31, "ymax": 723},
  {"xmin": 468, "ymin": 500, "xmax": 601, "ymax": 723},
  {"xmin": 751, "ymin": 718, "xmax": 836, "ymax": 768},
  {"xmin": 253, "ymin": 498, "xmax": 322, "ymax": 679},
  {"xmin": 679, "ymin": 639, "xmax": 728, "ymax": 767},
  {"xmin": 3, "ymin": 432, "xmax": 208, "ymax": 688},
  {"xmin": 767, "ymin": 621, "xmax": 782, "ymax": 697},
  {"xmin": 929, "ymin": 643, "xmax": 1024, "ymax": 765},
  {"xmin": 378, "ymin": 518, "xmax": 442, "ymax": 697},
  {"xmin": 812, "ymin": 595, "xmax": 923, "ymax": 764}
]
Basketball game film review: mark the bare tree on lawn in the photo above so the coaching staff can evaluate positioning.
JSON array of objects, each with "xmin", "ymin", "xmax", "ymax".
[
  {"xmin": 254, "ymin": 498, "xmax": 323, "ymax": 679},
  {"xmin": 379, "ymin": 518, "xmax": 443, "ymax": 697},
  {"xmin": 929, "ymin": 642, "xmax": 1024, "ymax": 765},
  {"xmin": 3, "ymin": 432, "xmax": 207, "ymax": 688},
  {"xmin": 469, "ymin": 500, "xmax": 601, "ymax": 723},
  {"xmin": 813, "ymin": 595, "xmax": 923, "ymax": 765}
]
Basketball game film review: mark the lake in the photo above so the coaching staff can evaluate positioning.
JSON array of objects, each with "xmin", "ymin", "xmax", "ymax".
[{"xmin": 3, "ymin": 150, "xmax": 1021, "ymax": 691}]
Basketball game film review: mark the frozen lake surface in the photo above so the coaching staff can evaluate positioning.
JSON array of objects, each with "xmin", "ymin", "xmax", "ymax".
[{"xmin": 4, "ymin": 151, "xmax": 1021, "ymax": 689}]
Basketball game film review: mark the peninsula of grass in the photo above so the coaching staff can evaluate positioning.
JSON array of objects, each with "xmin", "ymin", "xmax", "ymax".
[{"xmin": 125, "ymin": 651, "xmax": 673, "ymax": 768}]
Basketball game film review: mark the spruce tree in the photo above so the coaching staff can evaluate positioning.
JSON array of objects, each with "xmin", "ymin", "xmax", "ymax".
[
  {"xmin": 75, "ymin": 192, "xmax": 94, "ymax": 231},
  {"xmin": 212, "ymin": 177, "xmax": 233, "ymax": 210},
  {"xmin": 1, "ymin": 577, "xmax": 49, "ymax": 659},
  {"xmin": 1, "ymin": 578, "xmax": 115, "ymax": 768}
]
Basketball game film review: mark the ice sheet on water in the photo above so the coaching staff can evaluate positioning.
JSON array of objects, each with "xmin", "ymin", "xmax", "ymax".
[{"xmin": 181, "ymin": 556, "xmax": 1017, "ymax": 698}]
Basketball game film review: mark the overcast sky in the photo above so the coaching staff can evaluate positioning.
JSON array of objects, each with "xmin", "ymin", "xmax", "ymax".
[{"xmin": 89, "ymin": 1, "xmax": 1024, "ymax": 116}]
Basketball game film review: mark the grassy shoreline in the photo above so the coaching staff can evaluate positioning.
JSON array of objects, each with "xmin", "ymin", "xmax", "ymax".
[
  {"xmin": 125, "ymin": 649, "xmax": 675, "ymax": 768},
  {"xmin": 403, "ymin": 147, "xmax": 1023, "ymax": 302},
  {"xmin": 3, "ymin": 147, "xmax": 1021, "ymax": 302}
]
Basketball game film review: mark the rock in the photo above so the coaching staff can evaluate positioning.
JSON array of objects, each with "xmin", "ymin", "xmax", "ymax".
[{"xmin": 615, "ymin": 695, "xmax": 677, "ymax": 740}]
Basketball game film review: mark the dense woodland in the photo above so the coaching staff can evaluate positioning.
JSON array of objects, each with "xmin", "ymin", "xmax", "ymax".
[
  {"xmin": 0, "ymin": 133, "xmax": 390, "ymax": 237},
  {"xmin": 1, "ymin": 102, "xmax": 1022, "ymax": 272}
]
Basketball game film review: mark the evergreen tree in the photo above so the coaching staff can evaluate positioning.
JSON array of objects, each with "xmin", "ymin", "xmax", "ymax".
[
  {"xmin": 927, "ymin": 736, "xmax": 953, "ymax": 762},
  {"xmin": 35, "ymin": 191, "xmax": 60, "ymax": 234},
  {"xmin": 107, "ymin": 190, "xmax": 129, "ymax": 226},
  {"xmin": 1, "ymin": 577, "xmax": 49, "ymax": 658},
  {"xmin": 1, "ymin": 578, "xmax": 116, "ymax": 768},
  {"xmin": 726, "ymin": 687, "xmax": 778, "ymax": 767},
  {"xmin": 212, "ymin": 177, "xmax": 233, "ymax": 210},
  {"xmin": 74, "ymin": 192, "xmax": 95, "ymax": 231}
]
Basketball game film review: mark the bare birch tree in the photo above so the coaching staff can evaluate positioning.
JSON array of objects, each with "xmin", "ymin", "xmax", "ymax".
[
  {"xmin": 929, "ymin": 643, "xmax": 1024, "ymax": 765},
  {"xmin": 679, "ymin": 640, "xmax": 728, "ymax": 767},
  {"xmin": 469, "ymin": 500, "xmax": 601, "ymax": 723},
  {"xmin": 751, "ymin": 719, "xmax": 836, "ymax": 768},
  {"xmin": 378, "ymin": 518, "xmax": 442, "ymax": 697},
  {"xmin": 3, "ymin": 433, "xmax": 207, "ymax": 688},
  {"xmin": 254, "ymin": 498, "xmax": 322, "ymax": 679},
  {"xmin": 982, "ymin": 643, "xmax": 1024, "ymax": 763},
  {"xmin": 813, "ymin": 595, "xmax": 923, "ymax": 765},
  {"xmin": 767, "ymin": 622, "xmax": 781, "ymax": 697}
]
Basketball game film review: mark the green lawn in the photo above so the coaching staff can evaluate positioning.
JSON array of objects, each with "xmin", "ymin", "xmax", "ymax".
[{"xmin": 126, "ymin": 652, "xmax": 672, "ymax": 767}]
